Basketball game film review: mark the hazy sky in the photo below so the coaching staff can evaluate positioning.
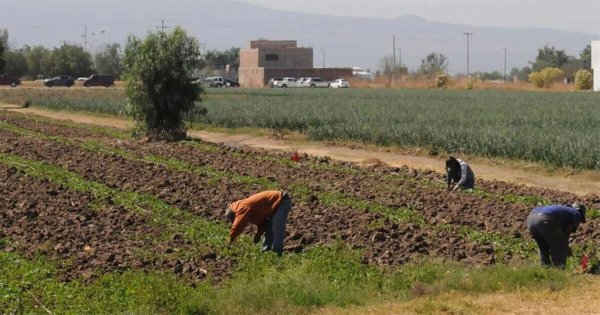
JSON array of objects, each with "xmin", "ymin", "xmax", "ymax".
[{"xmin": 240, "ymin": 0, "xmax": 600, "ymax": 35}]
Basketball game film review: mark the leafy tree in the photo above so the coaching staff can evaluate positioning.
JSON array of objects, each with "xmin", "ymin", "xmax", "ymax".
[
  {"xmin": 22, "ymin": 45, "xmax": 51, "ymax": 79},
  {"xmin": 123, "ymin": 27, "xmax": 204, "ymax": 141},
  {"xmin": 0, "ymin": 29, "xmax": 8, "ymax": 48},
  {"xmin": 418, "ymin": 52, "xmax": 448, "ymax": 76},
  {"xmin": 510, "ymin": 66, "xmax": 531, "ymax": 82},
  {"xmin": 94, "ymin": 43, "xmax": 123, "ymax": 78},
  {"xmin": 530, "ymin": 45, "xmax": 569, "ymax": 71},
  {"xmin": 202, "ymin": 48, "xmax": 239, "ymax": 70},
  {"xmin": 561, "ymin": 57, "xmax": 582, "ymax": 82},
  {"xmin": 47, "ymin": 44, "xmax": 94, "ymax": 77},
  {"xmin": 0, "ymin": 39, "xmax": 5, "ymax": 74},
  {"xmin": 3, "ymin": 49, "xmax": 28, "ymax": 77},
  {"xmin": 580, "ymin": 45, "xmax": 591, "ymax": 70}
]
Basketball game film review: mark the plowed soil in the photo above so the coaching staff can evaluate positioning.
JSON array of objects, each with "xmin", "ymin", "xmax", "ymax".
[{"xmin": 0, "ymin": 112, "xmax": 598, "ymax": 282}]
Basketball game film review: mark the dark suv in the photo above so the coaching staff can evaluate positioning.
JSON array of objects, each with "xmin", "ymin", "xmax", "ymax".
[
  {"xmin": 83, "ymin": 74, "xmax": 115, "ymax": 87},
  {"xmin": 44, "ymin": 75, "xmax": 75, "ymax": 87},
  {"xmin": 0, "ymin": 75, "xmax": 21, "ymax": 87}
]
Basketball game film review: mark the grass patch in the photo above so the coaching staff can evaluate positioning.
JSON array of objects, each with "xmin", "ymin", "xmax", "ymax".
[{"xmin": 0, "ymin": 245, "xmax": 574, "ymax": 314}]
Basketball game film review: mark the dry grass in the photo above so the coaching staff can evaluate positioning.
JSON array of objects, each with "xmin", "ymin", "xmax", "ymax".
[
  {"xmin": 315, "ymin": 276, "xmax": 600, "ymax": 315},
  {"xmin": 348, "ymin": 76, "xmax": 574, "ymax": 92}
]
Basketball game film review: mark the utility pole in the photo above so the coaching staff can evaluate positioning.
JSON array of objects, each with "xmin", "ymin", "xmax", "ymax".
[
  {"xmin": 156, "ymin": 19, "xmax": 169, "ymax": 32},
  {"xmin": 502, "ymin": 48, "xmax": 507, "ymax": 83},
  {"xmin": 81, "ymin": 25, "xmax": 88, "ymax": 53},
  {"xmin": 396, "ymin": 47, "xmax": 402, "ymax": 80},
  {"xmin": 463, "ymin": 32, "xmax": 473, "ymax": 77},
  {"xmin": 392, "ymin": 35, "xmax": 396, "ymax": 69}
]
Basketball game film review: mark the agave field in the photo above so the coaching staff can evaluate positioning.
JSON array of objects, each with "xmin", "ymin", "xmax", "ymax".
[
  {"xmin": 1, "ymin": 88, "xmax": 600, "ymax": 169},
  {"xmin": 0, "ymin": 110, "xmax": 599, "ymax": 313}
]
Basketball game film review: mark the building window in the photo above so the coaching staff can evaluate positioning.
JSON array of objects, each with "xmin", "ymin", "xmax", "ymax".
[{"xmin": 265, "ymin": 54, "xmax": 279, "ymax": 61}]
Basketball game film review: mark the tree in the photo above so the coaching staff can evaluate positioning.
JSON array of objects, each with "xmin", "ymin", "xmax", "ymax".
[
  {"xmin": 94, "ymin": 43, "xmax": 123, "ymax": 78},
  {"xmin": 0, "ymin": 39, "xmax": 5, "ymax": 74},
  {"xmin": 418, "ymin": 52, "xmax": 448, "ymax": 76},
  {"xmin": 561, "ymin": 57, "xmax": 582, "ymax": 82},
  {"xmin": 3, "ymin": 49, "xmax": 28, "ymax": 77},
  {"xmin": 379, "ymin": 55, "xmax": 408, "ymax": 83},
  {"xmin": 47, "ymin": 44, "xmax": 94, "ymax": 77},
  {"xmin": 530, "ymin": 45, "xmax": 569, "ymax": 71},
  {"xmin": 510, "ymin": 66, "xmax": 531, "ymax": 82},
  {"xmin": 22, "ymin": 45, "xmax": 51, "ymax": 79},
  {"xmin": 580, "ymin": 45, "xmax": 591, "ymax": 70},
  {"xmin": 202, "ymin": 47, "xmax": 239, "ymax": 71},
  {"xmin": 0, "ymin": 29, "xmax": 8, "ymax": 48},
  {"xmin": 123, "ymin": 27, "xmax": 204, "ymax": 141}
]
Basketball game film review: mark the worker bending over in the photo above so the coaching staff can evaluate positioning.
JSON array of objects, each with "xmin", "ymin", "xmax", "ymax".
[
  {"xmin": 446, "ymin": 156, "xmax": 475, "ymax": 191},
  {"xmin": 225, "ymin": 190, "xmax": 292, "ymax": 255},
  {"xmin": 527, "ymin": 203, "xmax": 586, "ymax": 269}
]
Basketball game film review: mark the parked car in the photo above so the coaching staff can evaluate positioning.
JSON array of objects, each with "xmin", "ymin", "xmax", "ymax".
[
  {"xmin": 83, "ymin": 74, "xmax": 115, "ymax": 87},
  {"xmin": 329, "ymin": 79, "xmax": 350, "ymax": 88},
  {"xmin": 44, "ymin": 75, "xmax": 75, "ymax": 87},
  {"xmin": 224, "ymin": 79, "xmax": 239, "ymax": 87},
  {"xmin": 274, "ymin": 77, "xmax": 298, "ymax": 88},
  {"xmin": 76, "ymin": 77, "xmax": 88, "ymax": 82},
  {"xmin": 268, "ymin": 77, "xmax": 283, "ymax": 88},
  {"xmin": 301, "ymin": 77, "xmax": 328, "ymax": 88},
  {"xmin": 204, "ymin": 76, "xmax": 226, "ymax": 87},
  {"xmin": 297, "ymin": 77, "xmax": 310, "ymax": 85},
  {"xmin": 0, "ymin": 75, "xmax": 21, "ymax": 87}
]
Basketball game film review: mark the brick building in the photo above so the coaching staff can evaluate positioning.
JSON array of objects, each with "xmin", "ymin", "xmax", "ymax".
[{"xmin": 239, "ymin": 40, "xmax": 352, "ymax": 87}]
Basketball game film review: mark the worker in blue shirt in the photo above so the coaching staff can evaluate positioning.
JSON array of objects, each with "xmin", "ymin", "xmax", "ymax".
[
  {"xmin": 526, "ymin": 203, "xmax": 586, "ymax": 269},
  {"xmin": 446, "ymin": 156, "xmax": 475, "ymax": 191}
]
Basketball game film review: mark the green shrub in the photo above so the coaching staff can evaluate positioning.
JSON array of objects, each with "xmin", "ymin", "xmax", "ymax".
[
  {"xmin": 466, "ymin": 78, "xmax": 474, "ymax": 90},
  {"xmin": 528, "ymin": 67, "xmax": 564, "ymax": 88},
  {"xmin": 435, "ymin": 73, "xmax": 449, "ymax": 88},
  {"xmin": 574, "ymin": 69, "xmax": 593, "ymax": 90},
  {"xmin": 122, "ymin": 27, "xmax": 204, "ymax": 140}
]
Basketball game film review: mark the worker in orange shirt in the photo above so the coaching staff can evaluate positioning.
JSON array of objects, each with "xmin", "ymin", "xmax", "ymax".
[{"xmin": 225, "ymin": 190, "xmax": 292, "ymax": 255}]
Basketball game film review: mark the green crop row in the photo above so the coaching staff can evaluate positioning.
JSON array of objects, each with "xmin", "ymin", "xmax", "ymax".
[{"xmin": 3, "ymin": 88, "xmax": 599, "ymax": 169}]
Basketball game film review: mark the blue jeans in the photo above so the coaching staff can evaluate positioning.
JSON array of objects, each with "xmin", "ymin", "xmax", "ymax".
[
  {"xmin": 527, "ymin": 213, "xmax": 569, "ymax": 269},
  {"xmin": 262, "ymin": 196, "xmax": 292, "ymax": 255}
]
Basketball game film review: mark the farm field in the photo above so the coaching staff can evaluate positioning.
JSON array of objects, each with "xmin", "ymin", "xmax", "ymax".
[
  {"xmin": 1, "ymin": 87, "xmax": 599, "ymax": 169},
  {"xmin": 0, "ymin": 110, "xmax": 599, "ymax": 313}
]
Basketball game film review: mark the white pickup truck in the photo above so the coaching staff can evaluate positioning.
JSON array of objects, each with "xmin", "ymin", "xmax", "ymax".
[
  {"xmin": 300, "ymin": 77, "xmax": 329, "ymax": 88},
  {"xmin": 273, "ymin": 77, "xmax": 298, "ymax": 88}
]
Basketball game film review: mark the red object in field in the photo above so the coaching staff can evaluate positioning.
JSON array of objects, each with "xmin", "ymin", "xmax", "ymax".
[
  {"xmin": 581, "ymin": 255, "xmax": 589, "ymax": 270},
  {"xmin": 291, "ymin": 152, "xmax": 300, "ymax": 162}
]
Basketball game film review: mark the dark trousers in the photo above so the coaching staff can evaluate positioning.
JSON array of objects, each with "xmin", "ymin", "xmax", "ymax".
[
  {"xmin": 262, "ymin": 195, "xmax": 292, "ymax": 255},
  {"xmin": 527, "ymin": 213, "xmax": 569, "ymax": 269}
]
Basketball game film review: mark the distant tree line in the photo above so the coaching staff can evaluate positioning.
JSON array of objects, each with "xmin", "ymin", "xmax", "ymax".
[
  {"xmin": 377, "ymin": 44, "xmax": 592, "ymax": 84},
  {"xmin": 0, "ymin": 29, "xmax": 240, "ymax": 80}
]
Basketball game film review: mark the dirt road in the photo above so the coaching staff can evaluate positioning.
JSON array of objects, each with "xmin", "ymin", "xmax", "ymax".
[{"xmin": 3, "ymin": 105, "xmax": 600, "ymax": 196}]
